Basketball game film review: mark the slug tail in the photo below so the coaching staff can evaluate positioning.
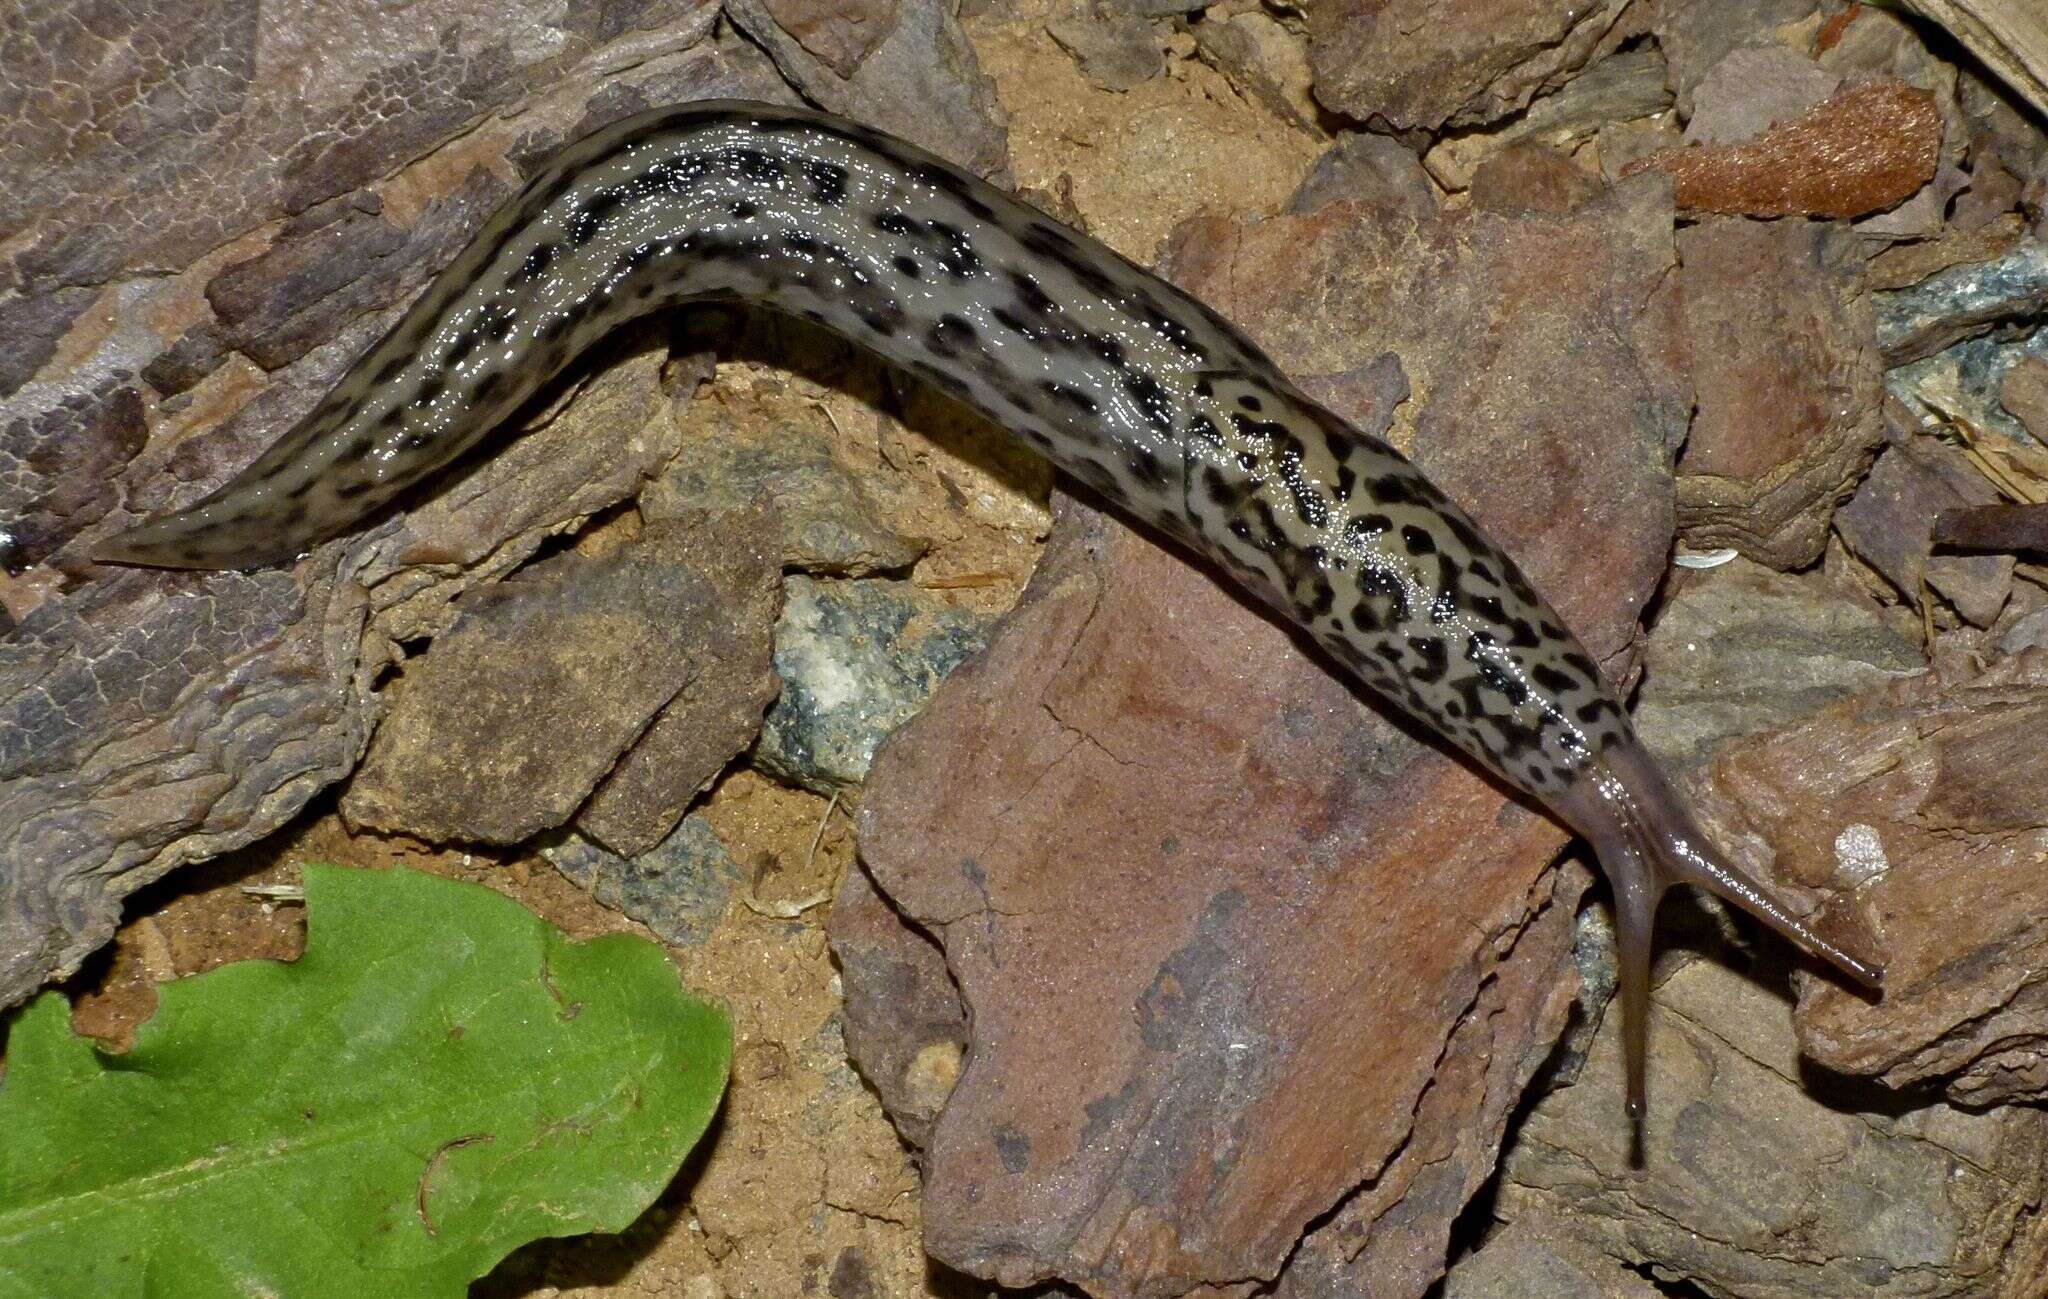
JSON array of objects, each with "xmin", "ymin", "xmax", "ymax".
[
  {"xmin": 1556, "ymin": 737, "xmax": 1883, "ymax": 1129},
  {"xmin": 91, "ymin": 491, "xmax": 314, "ymax": 571}
]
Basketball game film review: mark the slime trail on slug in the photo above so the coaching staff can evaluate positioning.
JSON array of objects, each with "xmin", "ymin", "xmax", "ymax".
[{"xmin": 96, "ymin": 99, "xmax": 1883, "ymax": 1129}]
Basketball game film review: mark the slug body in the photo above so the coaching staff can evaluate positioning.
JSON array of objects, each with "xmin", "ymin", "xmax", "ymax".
[{"xmin": 98, "ymin": 100, "xmax": 1880, "ymax": 1119}]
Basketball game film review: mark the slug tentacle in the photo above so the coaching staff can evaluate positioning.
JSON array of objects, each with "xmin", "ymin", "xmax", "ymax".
[
  {"xmin": 94, "ymin": 98, "xmax": 1885, "ymax": 1130},
  {"xmin": 1555, "ymin": 736, "xmax": 1883, "ymax": 1122}
]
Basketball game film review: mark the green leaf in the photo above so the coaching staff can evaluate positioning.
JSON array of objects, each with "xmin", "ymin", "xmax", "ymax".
[{"xmin": 0, "ymin": 865, "xmax": 730, "ymax": 1298}]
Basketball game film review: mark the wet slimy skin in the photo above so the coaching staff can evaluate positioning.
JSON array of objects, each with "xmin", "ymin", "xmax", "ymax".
[{"xmin": 97, "ymin": 100, "xmax": 1882, "ymax": 1121}]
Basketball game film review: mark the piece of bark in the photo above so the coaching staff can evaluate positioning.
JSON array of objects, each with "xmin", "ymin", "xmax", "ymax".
[
  {"xmin": 1951, "ymin": 153, "xmax": 2027, "ymax": 233},
  {"xmin": 1305, "ymin": 0, "xmax": 1635, "ymax": 131},
  {"xmin": 2002, "ymin": 355, "xmax": 2048, "ymax": 439},
  {"xmin": 1498, "ymin": 956, "xmax": 2048, "ymax": 1298},
  {"xmin": 1836, "ymin": 438, "xmax": 2014, "ymax": 628},
  {"xmin": 1683, "ymin": 45, "xmax": 1839, "ymax": 145},
  {"xmin": 725, "ymin": 0, "xmax": 1009, "ymax": 180},
  {"xmin": 1624, "ymin": 76, "xmax": 1941, "ymax": 218},
  {"xmin": 1674, "ymin": 216, "xmax": 1884, "ymax": 569},
  {"xmin": 1690, "ymin": 652, "xmax": 2048, "ymax": 1108},
  {"xmin": 1652, "ymin": 0, "xmax": 1825, "ymax": 116},
  {"xmin": 850, "ymin": 175, "xmax": 1687, "ymax": 1298},
  {"xmin": 1634, "ymin": 558, "xmax": 1921, "ymax": 772},
  {"xmin": 1422, "ymin": 46, "xmax": 1671, "ymax": 193},
  {"xmin": 0, "ymin": 287, "xmax": 98, "ymax": 399},
  {"xmin": 574, "ymin": 542, "xmax": 783, "ymax": 856},
  {"xmin": 1957, "ymin": 68, "xmax": 2048, "ymax": 201},
  {"xmin": 0, "ymin": 377, "xmax": 150, "ymax": 572},
  {"xmin": 828, "ymin": 861, "xmax": 968, "ymax": 1149},
  {"xmin": 205, "ymin": 172, "xmax": 512, "ymax": 373},
  {"xmin": 1442, "ymin": 1217, "xmax": 1663, "ymax": 1299},
  {"xmin": 1901, "ymin": 1, "xmax": 2048, "ymax": 120},
  {"xmin": 1934, "ymin": 503, "xmax": 2048, "ymax": 553},
  {"xmin": 860, "ymin": 497, "xmax": 1587, "ymax": 1299},
  {"xmin": 0, "ymin": 0, "xmax": 722, "ymax": 290},
  {"xmin": 0, "ymin": 564, "xmax": 370, "ymax": 1015},
  {"xmin": 343, "ymin": 512, "xmax": 779, "ymax": 846}
]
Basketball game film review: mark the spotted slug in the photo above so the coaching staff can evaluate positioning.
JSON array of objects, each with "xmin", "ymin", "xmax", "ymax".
[{"xmin": 96, "ymin": 99, "xmax": 1881, "ymax": 1119}]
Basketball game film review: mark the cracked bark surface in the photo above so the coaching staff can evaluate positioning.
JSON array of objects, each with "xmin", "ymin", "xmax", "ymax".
[
  {"xmin": 1498, "ymin": 956, "xmax": 2048, "ymax": 1299},
  {"xmin": 2, "ymin": 341, "xmax": 680, "ymax": 1008},
  {"xmin": 1691, "ymin": 651, "xmax": 2048, "ymax": 1108}
]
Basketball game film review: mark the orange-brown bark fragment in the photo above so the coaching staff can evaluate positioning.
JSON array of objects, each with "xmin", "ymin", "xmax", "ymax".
[{"xmin": 1626, "ymin": 77, "xmax": 1941, "ymax": 218}]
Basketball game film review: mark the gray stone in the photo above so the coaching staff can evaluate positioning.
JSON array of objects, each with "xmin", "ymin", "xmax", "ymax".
[
  {"xmin": 1654, "ymin": 0, "xmax": 1827, "ymax": 116},
  {"xmin": 1876, "ymin": 239, "xmax": 2048, "ymax": 365},
  {"xmin": 1291, "ymin": 133, "xmax": 1439, "ymax": 220},
  {"xmin": 755, "ymin": 576, "xmax": 993, "ymax": 792},
  {"xmin": 640, "ymin": 426, "xmax": 925, "ymax": 577},
  {"xmin": 1047, "ymin": 0, "xmax": 1164, "ymax": 93},
  {"xmin": 2002, "ymin": 601, "xmax": 2048, "ymax": 653},
  {"xmin": 1683, "ymin": 45, "xmax": 1838, "ymax": 145},
  {"xmin": 1886, "ymin": 326, "xmax": 2048, "ymax": 447},
  {"xmin": 543, "ymin": 816, "xmax": 744, "ymax": 947},
  {"xmin": 1191, "ymin": 10, "xmax": 1321, "ymax": 129}
]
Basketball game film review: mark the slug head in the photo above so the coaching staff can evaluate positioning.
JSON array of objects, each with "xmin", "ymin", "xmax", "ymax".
[{"xmin": 1552, "ymin": 738, "xmax": 1883, "ymax": 1146}]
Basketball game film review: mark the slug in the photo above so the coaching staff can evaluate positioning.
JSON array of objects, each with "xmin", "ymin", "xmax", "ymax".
[{"xmin": 95, "ymin": 99, "xmax": 1881, "ymax": 1120}]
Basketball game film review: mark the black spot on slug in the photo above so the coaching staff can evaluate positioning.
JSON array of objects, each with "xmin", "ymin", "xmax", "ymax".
[
  {"xmin": 1123, "ymin": 372, "xmax": 1172, "ymax": 434},
  {"xmin": 1040, "ymin": 380, "xmax": 1098, "ymax": 414},
  {"xmin": 565, "ymin": 187, "xmax": 625, "ymax": 244},
  {"xmin": 927, "ymin": 314, "xmax": 978, "ymax": 356},
  {"xmin": 855, "ymin": 301, "xmax": 907, "ymax": 337},
  {"xmin": 1008, "ymin": 270, "xmax": 1056, "ymax": 315},
  {"xmin": 873, "ymin": 211, "xmax": 920, "ymax": 238},
  {"xmin": 511, "ymin": 243, "xmax": 559, "ymax": 288}
]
